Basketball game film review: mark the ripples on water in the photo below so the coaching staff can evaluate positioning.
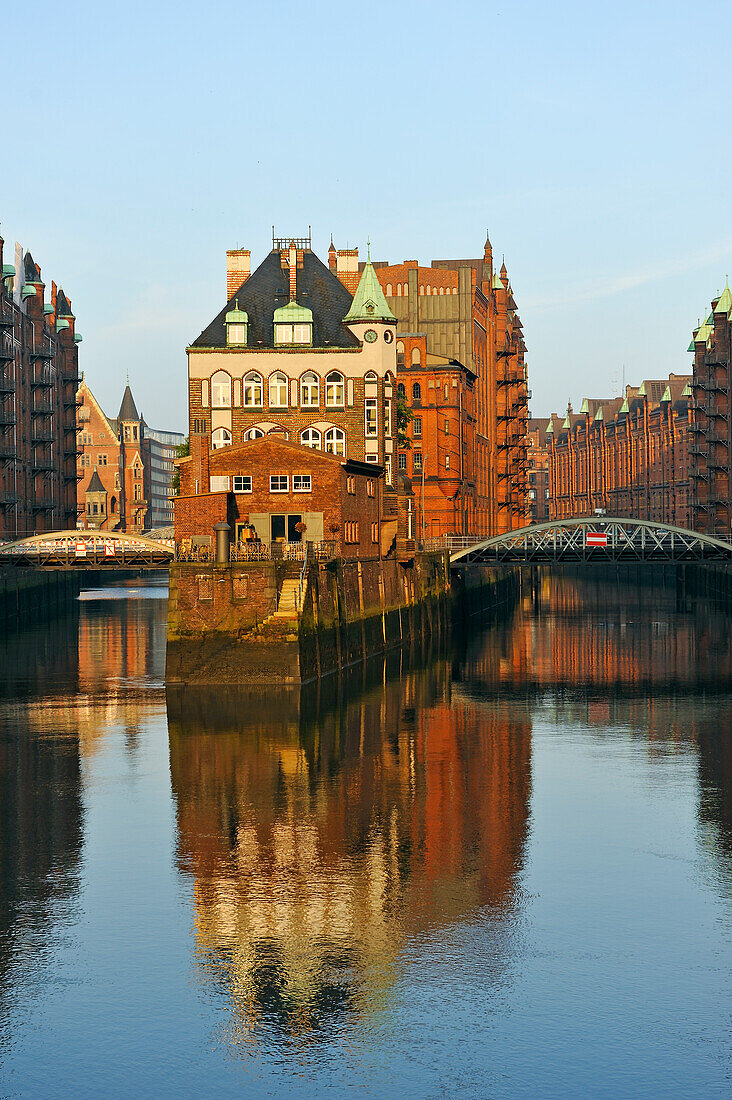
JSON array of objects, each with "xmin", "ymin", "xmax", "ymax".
[{"xmin": 0, "ymin": 569, "xmax": 730, "ymax": 1097}]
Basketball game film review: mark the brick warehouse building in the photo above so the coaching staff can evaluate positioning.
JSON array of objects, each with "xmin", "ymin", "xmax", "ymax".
[
  {"xmin": 176, "ymin": 435, "xmax": 383, "ymax": 559},
  {"xmin": 329, "ymin": 234, "xmax": 530, "ymax": 538},
  {"xmin": 689, "ymin": 282, "xmax": 732, "ymax": 538},
  {"xmin": 184, "ymin": 232, "xmax": 402, "ymax": 552},
  {"xmin": 546, "ymin": 374, "xmax": 693, "ymax": 526},
  {"xmin": 526, "ymin": 417, "xmax": 550, "ymax": 524},
  {"xmin": 0, "ymin": 230, "xmax": 80, "ymax": 539}
]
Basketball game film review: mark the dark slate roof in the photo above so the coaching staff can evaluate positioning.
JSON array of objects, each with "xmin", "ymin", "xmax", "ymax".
[
  {"xmin": 191, "ymin": 249, "xmax": 361, "ymax": 350},
  {"xmin": 87, "ymin": 469, "xmax": 105, "ymax": 492},
  {"xmin": 24, "ymin": 252, "xmax": 41, "ymax": 282},
  {"xmin": 56, "ymin": 288, "xmax": 73, "ymax": 316},
  {"xmin": 118, "ymin": 384, "xmax": 139, "ymax": 422}
]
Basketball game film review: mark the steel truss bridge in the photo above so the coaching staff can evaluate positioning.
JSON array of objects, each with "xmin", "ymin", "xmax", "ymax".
[
  {"xmin": 450, "ymin": 517, "xmax": 732, "ymax": 566},
  {"xmin": 0, "ymin": 531, "xmax": 175, "ymax": 568}
]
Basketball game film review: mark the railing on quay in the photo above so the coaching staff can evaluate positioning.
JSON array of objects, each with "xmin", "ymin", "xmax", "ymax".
[{"xmin": 174, "ymin": 539, "xmax": 340, "ymax": 564}]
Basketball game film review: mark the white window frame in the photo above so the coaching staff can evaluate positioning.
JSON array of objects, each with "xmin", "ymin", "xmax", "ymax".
[
  {"xmin": 226, "ymin": 322, "xmax": 247, "ymax": 346},
  {"xmin": 210, "ymin": 475, "xmax": 231, "ymax": 492},
  {"xmin": 243, "ymin": 371, "xmax": 263, "ymax": 407},
  {"xmin": 211, "ymin": 371, "xmax": 232, "ymax": 408},
  {"xmin": 324, "ymin": 427, "xmax": 346, "ymax": 456},
  {"xmin": 365, "ymin": 398, "xmax": 378, "ymax": 437},
  {"xmin": 301, "ymin": 427, "xmax": 321, "ymax": 449},
  {"xmin": 243, "ymin": 427, "xmax": 264, "ymax": 441},
  {"xmin": 212, "ymin": 427, "xmax": 232, "ymax": 449},
  {"xmin": 270, "ymin": 474, "xmax": 289, "ymax": 493},
  {"xmin": 325, "ymin": 371, "xmax": 345, "ymax": 408},
  {"xmin": 268, "ymin": 371, "xmax": 288, "ymax": 408},
  {"xmin": 300, "ymin": 372, "xmax": 320, "ymax": 407},
  {"xmin": 233, "ymin": 476, "xmax": 252, "ymax": 493},
  {"xmin": 293, "ymin": 474, "xmax": 312, "ymax": 493}
]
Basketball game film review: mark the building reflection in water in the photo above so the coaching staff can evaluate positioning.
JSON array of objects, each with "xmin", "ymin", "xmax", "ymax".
[{"xmin": 167, "ymin": 651, "xmax": 532, "ymax": 1043}]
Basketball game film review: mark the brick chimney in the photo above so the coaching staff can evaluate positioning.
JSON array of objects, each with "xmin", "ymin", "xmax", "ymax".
[
  {"xmin": 289, "ymin": 241, "xmax": 297, "ymax": 300},
  {"xmin": 226, "ymin": 249, "xmax": 251, "ymax": 299},
  {"xmin": 336, "ymin": 247, "xmax": 359, "ymax": 293}
]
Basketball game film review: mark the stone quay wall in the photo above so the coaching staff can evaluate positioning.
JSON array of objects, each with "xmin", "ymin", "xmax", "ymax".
[{"xmin": 0, "ymin": 567, "xmax": 81, "ymax": 627}]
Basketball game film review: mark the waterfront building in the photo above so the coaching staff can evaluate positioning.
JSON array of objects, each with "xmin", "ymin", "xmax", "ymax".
[
  {"xmin": 526, "ymin": 417, "xmax": 550, "ymax": 524},
  {"xmin": 689, "ymin": 282, "xmax": 732, "ymax": 538},
  {"xmin": 0, "ymin": 231, "xmax": 80, "ymax": 540},
  {"xmin": 546, "ymin": 374, "xmax": 693, "ymax": 525},
  {"xmin": 176, "ymin": 434, "xmax": 384, "ymax": 558},
  {"xmin": 76, "ymin": 379, "xmax": 183, "ymax": 532},
  {"xmin": 184, "ymin": 232, "xmax": 401, "ymax": 549},
  {"xmin": 331, "ymin": 234, "xmax": 529, "ymax": 537}
]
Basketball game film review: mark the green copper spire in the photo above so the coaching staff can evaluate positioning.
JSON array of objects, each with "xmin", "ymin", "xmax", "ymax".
[
  {"xmin": 594, "ymin": 406, "xmax": 604, "ymax": 422},
  {"xmin": 714, "ymin": 278, "xmax": 731, "ymax": 314},
  {"xmin": 619, "ymin": 396, "xmax": 629, "ymax": 414},
  {"xmin": 343, "ymin": 257, "xmax": 396, "ymax": 324}
]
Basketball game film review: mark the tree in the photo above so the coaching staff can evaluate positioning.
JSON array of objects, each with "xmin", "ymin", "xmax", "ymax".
[
  {"xmin": 396, "ymin": 393, "xmax": 413, "ymax": 450},
  {"xmin": 171, "ymin": 437, "xmax": 189, "ymax": 495}
]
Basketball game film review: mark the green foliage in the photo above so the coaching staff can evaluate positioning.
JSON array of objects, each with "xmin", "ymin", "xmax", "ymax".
[
  {"xmin": 396, "ymin": 394, "xmax": 413, "ymax": 450},
  {"xmin": 171, "ymin": 436, "xmax": 189, "ymax": 495}
]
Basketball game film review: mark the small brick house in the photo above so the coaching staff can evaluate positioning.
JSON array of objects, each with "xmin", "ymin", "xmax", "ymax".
[{"xmin": 176, "ymin": 435, "xmax": 385, "ymax": 559}]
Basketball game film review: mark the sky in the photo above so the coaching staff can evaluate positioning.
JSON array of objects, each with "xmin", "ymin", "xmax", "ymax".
[{"xmin": 3, "ymin": 0, "xmax": 731, "ymax": 432}]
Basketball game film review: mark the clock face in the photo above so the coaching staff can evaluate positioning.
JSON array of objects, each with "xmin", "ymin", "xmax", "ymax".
[
  {"xmin": 364, "ymin": 329, "xmax": 378, "ymax": 343},
  {"xmin": 383, "ymin": 330, "xmax": 394, "ymax": 344}
]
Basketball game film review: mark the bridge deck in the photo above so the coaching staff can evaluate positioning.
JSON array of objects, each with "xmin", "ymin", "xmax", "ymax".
[{"xmin": 0, "ymin": 531, "xmax": 174, "ymax": 568}]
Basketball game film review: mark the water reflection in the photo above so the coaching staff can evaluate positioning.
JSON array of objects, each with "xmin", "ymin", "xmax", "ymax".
[{"xmin": 167, "ymin": 655, "xmax": 532, "ymax": 1042}]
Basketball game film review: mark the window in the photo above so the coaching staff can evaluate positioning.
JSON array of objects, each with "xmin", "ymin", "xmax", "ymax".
[
  {"xmin": 347, "ymin": 475, "xmax": 356, "ymax": 494},
  {"xmin": 270, "ymin": 475, "xmax": 288, "ymax": 492},
  {"xmin": 211, "ymin": 371, "xmax": 232, "ymax": 408},
  {"xmin": 384, "ymin": 399, "xmax": 392, "ymax": 436},
  {"xmin": 300, "ymin": 372, "xmax": 319, "ymax": 407},
  {"xmin": 276, "ymin": 322, "xmax": 312, "ymax": 344},
  {"xmin": 97, "ymin": 454, "xmax": 107, "ymax": 466},
  {"xmin": 371, "ymin": 522, "xmax": 378, "ymax": 543},
  {"xmin": 398, "ymin": 453, "xmax": 407, "ymax": 472},
  {"xmin": 385, "ymin": 454, "xmax": 392, "ymax": 486},
  {"xmin": 269, "ymin": 372, "xmax": 288, "ymax": 407},
  {"xmin": 233, "ymin": 476, "xmax": 252, "ymax": 493},
  {"xmin": 365, "ymin": 454, "xmax": 378, "ymax": 463},
  {"xmin": 365, "ymin": 370, "xmax": 377, "ymax": 383},
  {"xmin": 412, "ymin": 382, "xmax": 421, "ymax": 402},
  {"xmin": 301, "ymin": 427, "xmax": 321, "ymax": 449},
  {"xmin": 325, "ymin": 371, "xmax": 345, "ymax": 407},
  {"xmin": 212, "ymin": 427, "xmax": 232, "ymax": 449},
  {"xmin": 444, "ymin": 420, "xmax": 450, "ymax": 435},
  {"xmin": 134, "ymin": 484, "xmax": 142, "ymax": 501},
  {"xmin": 344, "ymin": 521, "xmax": 360, "ymax": 544},
  {"xmin": 366, "ymin": 479, "xmax": 374, "ymax": 497},
  {"xmin": 365, "ymin": 398, "xmax": 378, "ymax": 437},
  {"xmin": 325, "ymin": 427, "xmax": 345, "ymax": 456},
  {"xmin": 397, "ymin": 382, "xmax": 406, "ymax": 399},
  {"xmin": 397, "ymin": 341, "xmax": 405, "ymax": 368},
  {"xmin": 210, "ymin": 475, "xmax": 230, "ymax": 491},
  {"xmin": 411, "ymin": 348, "xmax": 421, "ymax": 366},
  {"xmin": 243, "ymin": 427, "xmax": 264, "ymax": 441},
  {"xmin": 413, "ymin": 451, "xmax": 423, "ymax": 472},
  {"xmin": 413, "ymin": 417, "xmax": 422, "ymax": 439},
  {"xmin": 243, "ymin": 371, "xmax": 263, "ymax": 407},
  {"xmin": 445, "ymin": 455, "xmax": 450, "ymax": 469},
  {"xmin": 226, "ymin": 323, "xmax": 246, "ymax": 345},
  {"xmin": 293, "ymin": 474, "xmax": 311, "ymax": 492}
]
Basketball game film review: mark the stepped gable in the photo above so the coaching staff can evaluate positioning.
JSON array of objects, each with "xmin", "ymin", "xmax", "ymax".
[
  {"xmin": 191, "ymin": 248, "xmax": 361, "ymax": 351},
  {"xmin": 118, "ymin": 384, "xmax": 139, "ymax": 422}
]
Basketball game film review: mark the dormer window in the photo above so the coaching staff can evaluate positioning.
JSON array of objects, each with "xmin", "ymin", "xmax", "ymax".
[
  {"xmin": 225, "ymin": 299, "xmax": 248, "ymax": 346},
  {"xmin": 274, "ymin": 300, "xmax": 313, "ymax": 346}
]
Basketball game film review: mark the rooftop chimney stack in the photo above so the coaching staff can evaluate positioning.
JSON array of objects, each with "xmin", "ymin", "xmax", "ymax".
[
  {"xmin": 226, "ymin": 249, "xmax": 251, "ymax": 300},
  {"xmin": 289, "ymin": 241, "xmax": 297, "ymax": 300}
]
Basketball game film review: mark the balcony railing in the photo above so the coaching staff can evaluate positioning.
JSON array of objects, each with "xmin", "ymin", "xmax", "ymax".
[
  {"xmin": 31, "ymin": 498, "xmax": 55, "ymax": 511},
  {"xmin": 31, "ymin": 400, "xmax": 53, "ymax": 416},
  {"xmin": 175, "ymin": 539, "xmax": 340, "ymax": 564},
  {"xmin": 31, "ymin": 428, "xmax": 55, "ymax": 443},
  {"xmin": 0, "ymin": 377, "xmax": 14, "ymax": 394},
  {"xmin": 30, "ymin": 369, "xmax": 55, "ymax": 388},
  {"xmin": 30, "ymin": 342, "xmax": 53, "ymax": 360},
  {"xmin": 0, "ymin": 491, "xmax": 18, "ymax": 506},
  {"xmin": 0, "ymin": 412, "xmax": 16, "ymax": 428},
  {"xmin": 0, "ymin": 313, "xmax": 13, "ymax": 329}
]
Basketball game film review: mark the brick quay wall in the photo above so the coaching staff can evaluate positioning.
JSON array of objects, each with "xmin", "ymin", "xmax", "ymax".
[
  {"xmin": 166, "ymin": 553, "xmax": 520, "ymax": 686},
  {"xmin": 0, "ymin": 567, "xmax": 81, "ymax": 627}
]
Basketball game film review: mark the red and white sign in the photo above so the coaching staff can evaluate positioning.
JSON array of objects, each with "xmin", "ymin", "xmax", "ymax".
[
  {"xmin": 75, "ymin": 541, "xmax": 87, "ymax": 557},
  {"xmin": 586, "ymin": 532, "xmax": 609, "ymax": 548},
  {"xmin": 104, "ymin": 542, "xmax": 116, "ymax": 557}
]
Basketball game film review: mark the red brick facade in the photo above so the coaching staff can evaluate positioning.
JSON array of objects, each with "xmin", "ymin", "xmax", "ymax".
[
  {"xmin": 176, "ymin": 435, "xmax": 383, "ymax": 559},
  {"xmin": 0, "ymin": 234, "xmax": 80, "ymax": 539},
  {"xmin": 689, "ymin": 285, "xmax": 732, "ymax": 537},
  {"xmin": 76, "ymin": 381, "xmax": 148, "ymax": 533},
  {"xmin": 547, "ymin": 375, "xmax": 693, "ymax": 525}
]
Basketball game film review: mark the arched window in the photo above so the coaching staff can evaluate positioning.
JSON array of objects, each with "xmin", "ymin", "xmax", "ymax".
[
  {"xmin": 212, "ymin": 427, "xmax": 232, "ymax": 449},
  {"xmin": 411, "ymin": 348, "xmax": 421, "ymax": 366},
  {"xmin": 243, "ymin": 427, "xmax": 264, "ymax": 441},
  {"xmin": 268, "ymin": 426, "xmax": 288, "ymax": 438},
  {"xmin": 325, "ymin": 370, "xmax": 345, "ymax": 407},
  {"xmin": 268, "ymin": 371, "xmax": 288, "ymax": 408},
  {"xmin": 301, "ymin": 427, "xmax": 321, "ymax": 449},
  {"xmin": 397, "ymin": 382, "xmax": 406, "ymax": 399},
  {"xmin": 419, "ymin": 285, "xmax": 424, "ymax": 295},
  {"xmin": 386, "ymin": 283, "xmax": 393, "ymax": 296},
  {"xmin": 412, "ymin": 382, "xmax": 422, "ymax": 402},
  {"xmin": 211, "ymin": 370, "xmax": 231, "ymax": 408},
  {"xmin": 403, "ymin": 283, "xmax": 408, "ymax": 295},
  {"xmin": 452, "ymin": 287, "xmax": 457, "ymax": 295},
  {"xmin": 243, "ymin": 371, "xmax": 263, "ymax": 407},
  {"xmin": 300, "ymin": 371, "xmax": 319, "ymax": 407},
  {"xmin": 396, "ymin": 341, "xmax": 405, "ymax": 368},
  {"xmin": 439, "ymin": 287, "xmax": 444, "ymax": 295},
  {"xmin": 396, "ymin": 283, "xmax": 402, "ymax": 296},
  {"xmin": 325, "ymin": 427, "xmax": 346, "ymax": 456},
  {"xmin": 110, "ymin": 496, "xmax": 117, "ymax": 514},
  {"xmin": 365, "ymin": 370, "xmax": 377, "ymax": 382}
]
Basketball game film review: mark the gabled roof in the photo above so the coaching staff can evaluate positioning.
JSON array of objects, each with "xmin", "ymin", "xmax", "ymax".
[
  {"xmin": 77, "ymin": 379, "xmax": 119, "ymax": 441},
  {"xmin": 207, "ymin": 433, "xmax": 383, "ymax": 476},
  {"xmin": 87, "ymin": 469, "xmax": 105, "ymax": 493},
  {"xmin": 118, "ymin": 384, "xmax": 139, "ymax": 422},
  {"xmin": 191, "ymin": 249, "xmax": 361, "ymax": 350},
  {"xmin": 343, "ymin": 258, "xmax": 396, "ymax": 324}
]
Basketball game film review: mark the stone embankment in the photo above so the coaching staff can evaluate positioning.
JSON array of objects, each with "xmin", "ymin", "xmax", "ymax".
[{"xmin": 0, "ymin": 567, "xmax": 80, "ymax": 627}]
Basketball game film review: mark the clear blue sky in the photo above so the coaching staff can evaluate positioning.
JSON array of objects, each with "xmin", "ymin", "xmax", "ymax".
[{"xmin": 3, "ymin": 0, "xmax": 730, "ymax": 431}]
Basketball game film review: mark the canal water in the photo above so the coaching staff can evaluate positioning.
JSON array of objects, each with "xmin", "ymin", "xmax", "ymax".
[{"xmin": 0, "ymin": 572, "xmax": 730, "ymax": 1098}]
